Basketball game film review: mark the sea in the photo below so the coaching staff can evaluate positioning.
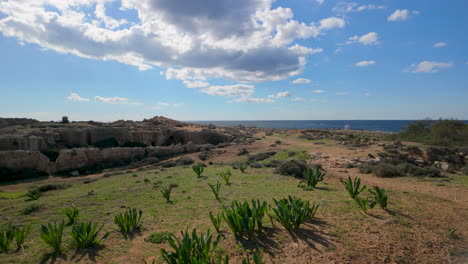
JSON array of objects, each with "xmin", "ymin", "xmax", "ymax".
[{"xmin": 190, "ymin": 120, "xmax": 468, "ymax": 133}]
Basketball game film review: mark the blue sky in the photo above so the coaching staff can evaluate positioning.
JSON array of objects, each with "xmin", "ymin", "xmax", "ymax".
[{"xmin": 0, "ymin": 0, "xmax": 467, "ymax": 121}]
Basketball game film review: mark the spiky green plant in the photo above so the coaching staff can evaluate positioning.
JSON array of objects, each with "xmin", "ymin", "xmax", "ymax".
[
  {"xmin": 209, "ymin": 212, "xmax": 222, "ymax": 233},
  {"xmin": 242, "ymin": 250, "xmax": 264, "ymax": 264},
  {"xmin": 239, "ymin": 164, "xmax": 248, "ymax": 173},
  {"xmin": 70, "ymin": 221, "xmax": 109, "ymax": 249},
  {"xmin": 353, "ymin": 196, "xmax": 375, "ymax": 214},
  {"xmin": 192, "ymin": 163, "xmax": 205, "ymax": 178},
  {"xmin": 340, "ymin": 176, "xmax": 366, "ymax": 199},
  {"xmin": 26, "ymin": 188, "xmax": 42, "ymax": 200},
  {"xmin": 14, "ymin": 225, "xmax": 31, "ymax": 250},
  {"xmin": 160, "ymin": 229, "xmax": 222, "ymax": 264},
  {"xmin": 222, "ymin": 200, "xmax": 268, "ymax": 240},
  {"xmin": 272, "ymin": 196, "xmax": 319, "ymax": 231},
  {"xmin": 217, "ymin": 168, "xmax": 232, "ymax": 185},
  {"xmin": 65, "ymin": 207, "xmax": 79, "ymax": 225},
  {"xmin": 0, "ymin": 224, "xmax": 15, "ymax": 253},
  {"xmin": 161, "ymin": 186, "xmax": 173, "ymax": 204},
  {"xmin": 114, "ymin": 208, "xmax": 143, "ymax": 236},
  {"xmin": 368, "ymin": 186, "xmax": 388, "ymax": 210},
  {"xmin": 208, "ymin": 182, "xmax": 221, "ymax": 201},
  {"xmin": 40, "ymin": 221, "xmax": 65, "ymax": 254},
  {"xmin": 298, "ymin": 167, "xmax": 325, "ymax": 188}
]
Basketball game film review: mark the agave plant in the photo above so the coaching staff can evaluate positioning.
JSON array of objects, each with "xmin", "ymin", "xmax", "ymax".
[
  {"xmin": 217, "ymin": 168, "xmax": 232, "ymax": 185},
  {"xmin": 161, "ymin": 186, "xmax": 173, "ymax": 204},
  {"xmin": 14, "ymin": 225, "xmax": 31, "ymax": 250},
  {"xmin": 209, "ymin": 212, "xmax": 222, "ymax": 233},
  {"xmin": 340, "ymin": 176, "xmax": 366, "ymax": 199},
  {"xmin": 70, "ymin": 221, "xmax": 109, "ymax": 249},
  {"xmin": 369, "ymin": 186, "xmax": 388, "ymax": 210},
  {"xmin": 192, "ymin": 163, "xmax": 205, "ymax": 178},
  {"xmin": 208, "ymin": 182, "xmax": 222, "ymax": 201},
  {"xmin": 0, "ymin": 224, "xmax": 15, "ymax": 253},
  {"xmin": 65, "ymin": 207, "xmax": 79, "ymax": 225},
  {"xmin": 298, "ymin": 167, "xmax": 325, "ymax": 188},
  {"xmin": 40, "ymin": 221, "xmax": 65, "ymax": 253},
  {"xmin": 160, "ymin": 229, "xmax": 221, "ymax": 264},
  {"xmin": 26, "ymin": 188, "xmax": 42, "ymax": 201},
  {"xmin": 114, "ymin": 208, "xmax": 143, "ymax": 236},
  {"xmin": 272, "ymin": 196, "xmax": 319, "ymax": 231},
  {"xmin": 222, "ymin": 200, "xmax": 268, "ymax": 240},
  {"xmin": 239, "ymin": 164, "xmax": 248, "ymax": 173},
  {"xmin": 353, "ymin": 196, "xmax": 375, "ymax": 214}
]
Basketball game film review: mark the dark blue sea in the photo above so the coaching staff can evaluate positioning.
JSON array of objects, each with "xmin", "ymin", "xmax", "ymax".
[{"xmin": 191, "ymin": 120, "xmax": 468, "ymax": 133}]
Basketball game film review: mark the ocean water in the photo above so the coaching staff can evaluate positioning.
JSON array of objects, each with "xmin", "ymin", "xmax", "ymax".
[{"xmin": 191, "ymin": 120, "xmax": 468, "ymax": 133}]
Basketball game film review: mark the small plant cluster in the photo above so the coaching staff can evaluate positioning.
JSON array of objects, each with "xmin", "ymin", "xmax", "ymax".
[
  {"xmin": 298, "ymin": 167, "xmax": 325, "ymax": 188},
  {"xmin": 341, "ymin": 176, "xmax": 388, "ymax": 214},
  {"xmin": 208, "ymin": 182, "xmax": 222, "ymax": 201},
  {"xmin": 222, "ymin": 200, "xmax": 268, "ymax": 240},
  {"xmin": 192, "ymin": 163, "xmax": 205, "ymax": 178},
  {"xmin": 161, "ymin": 186, "xmax": 174, "ymax": 204},
  {"xmin": 217, "ymin": 168, "xmax": 232, "ymax": 185},
  {"xmin": 272, "ymin": 196, "xmax": 319, "ymax": 231},
  {"xmin": 114, "ymin": 208, "xmax": 143, "ymax": 236},
  {"xmin": 0, "ymin": 224, "xmax": 30, "ymax": 253}
]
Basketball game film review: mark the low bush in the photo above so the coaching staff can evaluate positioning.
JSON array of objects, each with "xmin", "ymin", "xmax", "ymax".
[
  {"xmin": 65, "ymin": 208, "xmax": 79, "ymax": 225},
  {"xmin": 36, "ymin": 183, "xmax": 72, "ymax": 193},
  {"xmin": 114, "ymin": 208, "xmax": 143, "ymax": 236},
  {"xmin": 272, "ymin": 196, "xmax": 319, "ymax": 231},
  {"xmin": 0, "ymin": 224, "xmax": 15, "ymax": 253},
  {"xmin": 275, "ymin": 159, "xmax": 308, "ymax": 178},
  {"xmin": 217, "ymin": 168, "xmax": 232, "ymax": 185},
  {"xmin": 145, "ymin": 231, "xmax": 173, "ymax": 244},
  {"xmin": 298, "ymin": 167, "xmax": 325, "ymax": 188},
  {"xmin": 237, "ymin": 148, "xmax": 249, "ymax": 156},
  {"xmin": 222, "ymin": 200, "xmax": 268, "ymax": 240},
  {"xmin": 70, "ymin": 221, "xmax": 109, "ymax": 249},
  {"xmin": 373, "ymin": 164, "xmax": 404, "ymax": 178},
  {"xmin": 26, "ymin": 189, "xmax": 43, "ymax": 200},
  {"xmin": 40, "ymin": 221, "xmax": 65, "ymax": 253},
  {"xmin": 22, "ymin": 203, "xmax": 40, "ymax": 215},
  {"xmin": 239, "ymin": 164, "xmax": 247, "ymax": 173},
  {"xmin": 358, "ymin": 163, "xmax": 374, "ymax": 174},
  {"xmin": 160, "ymin": 229, "xmax": 222, "ymax": 264}
]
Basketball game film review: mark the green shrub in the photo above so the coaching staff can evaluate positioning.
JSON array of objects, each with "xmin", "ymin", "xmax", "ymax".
[
  {"xmin": 160, "ymin": 229, "xmax": 222, "ymax": 264},
  {"xmin": 208, "ymin": 182, "xmax": 221, "ymax": 201},
  {"xmin": 114, "ymin": 208, "xmax": 143, "ymax": 236},
  {"xmin": 396, "ymin": 119, "xmax": 468, "ymax": 147},
  {"xmin": 36, "ymin": 183, "xmax": 72, "ymax": 192},
  {"xmin": 161, "ymin": 186, "xmax": 173, "ymax": 204},
  {"xmin": 272, "ymin": 196, "xmax": 319, "ymax": 231},
  {"xmin": 373, "ymin": 164, "xmax": 404, "ymax": 178},
  {"xmin": 222, "ymin": 200, "xmax": 268, "ymax": 240},
  {"xmin": 340, "ymin": 176, "xmax": 366, "ymax": 199},
  {"xmin": 358, "ymin": 163, "xmax": 374, "ymax": 174},
  {"xmin": 209, "ymin": 212, "xmax": 222, "ymax": 233},
  {"xmin": 65, "ymin": 208, "xmax": 79, "ymax": 225},
  {"xmin": 353, "ymin": 196, "xmax": 375, "ymax": 214},
  {"xmin": 22, "ymin": 203, "xmax": 40, "ymax": 215},
  {"xmin": 275, "ymin": 159, "xmax": 308, "ymax": 178},
  {"xmin": 70, "ymin": 221, "xmax": 109, "ymax": 249},
  {"xmin": 369, "ymin": 186, "xmax": 388, "ymax": 210},
  {"xmin": 0, "ymin": 224, "xmax": 15, "ymax": 253},
  {"xmin": 242, "ymin": 250, "xmax": 264, "ymax": 264},
  {"xmin": 145, "ymin": 231, "xmax": 173, "ymax": 244},
  {"xmin": 40, "ymin": 221, "xmax": 65, "ymax": 253},
  {"xmin": 217, "ymin": 168, "xmax": 232, "ymax": 185},
  {"xmin": 26, "ymin": 188, "xmax": 43, "ymax": 200},
  {"xmin": 192, "ymin": 163, "xmax": 205, "ymax": 178},
  {"xmin": 239, "ymin": 164, "xmax": 248, "ymax": 173},
  {"xmin": 14, "ymin": 225, "xmax": 30, "ymax": 250},
  {"xmin": 298, "ymin": 167, "xmax": 325, "ymax": 188}
]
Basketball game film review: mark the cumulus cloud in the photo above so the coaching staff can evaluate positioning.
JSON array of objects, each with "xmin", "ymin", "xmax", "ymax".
[
  {"xmin": 232, "ymin": 97, "xmax": 274, "ymax": 103},
  {"xmin": 0, "ymin": 0, "xmax": 345, "ymax": 98},
  {"xmin": 406, "ymin": 61, "xmax": 453, "ymax": 73},
  {"xmin": 94, "ymin": 96, "xmax": 129, "ymax": 104},
  {"xmin": 333, "ymin": 2, "xmax": 386, "ymax": 15},
  {"xmin": 355, "ymin": 60, "xmax": 376, "ymax": 67},
  {"xmin": 195, "ymin": 84, "xmax": 255, "ymax": 97},
  {"xmin": 312, "ymin": 89, "xmax": 325, "ymax": 94},
  {"xmin": 314, "ymin": 0, "xmax": 325, "ymax": 4},
  {"xmin": 292, "ymin": 78, "xmax": 312, "ymax": 84},
  {"xmin": 388, "ymin": 9, "xmax": 410, "ymax": 22},
  {"xmin": 268, "ymin": 91, "xmax": 291, "ymax": 98},
  {"xmin": 67, "ymin": 92, "xmax": 89, "ymax": 102},
  {"xmin": 341, "ymin": 32, "xmax": 379, "ymax": 45},
  {"xmin": 433, "ymin": 42, "xmax": 447, "ymax": 48}
]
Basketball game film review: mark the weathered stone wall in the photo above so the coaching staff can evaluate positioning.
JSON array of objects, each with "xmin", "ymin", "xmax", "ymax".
[
  {"xmin": 0, "ymin": 135, "xmax": 47, "ymax": 151},
  {"xmin": 0, "ymin": 150, "xmax": 50, "ymax": 172}
]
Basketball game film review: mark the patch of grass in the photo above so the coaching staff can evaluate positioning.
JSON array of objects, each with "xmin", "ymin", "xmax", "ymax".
[
  {"xmin": 217, "ymin": 168, "xmax": 232, "ymax": 185},
  {"xmin": 145, "ymin": 231, "xmax": 173, "ymax": 244},
  {"xmin": 208, "ymin": 182, "xmax": 221, "ymax": 201},
  {"xmin": 22, "ymin": 203, "xmax": 41, "ymax": 215}
]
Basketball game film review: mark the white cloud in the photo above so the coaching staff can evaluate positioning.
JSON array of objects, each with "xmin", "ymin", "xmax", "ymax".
[
  {"xmin": 291, "ymin": 97, "xmax": 305, "ymax": 101},
  {"xmin": 333, "ymin": 2, "xmax": 386, "ymax": 14},
  {"xmin": 268, "ymin": 91, "xmax": 291, "ymax": 99},
  {"xmin": 355, "ymin": 60, "xmax": 376, "ymax": 67},
  {"xmin": 406, "ymin": 61, "xmax": 453, "ymax": 73},
  {"xmin": 292, "ymin": 78, "xmax": 312, "ymax": 84},
  {"xmin": 433, "ymin": 42, "xmax": 447, "ymax": 48},
  {"xmin": 388, "ymin": 9, "xmax": 410, "ymax": 22},
  {"xmin": 312, "ymin": 89, "xmax": 326, "ymax": 94},
  {"xmin": 196, "ymin": 84, "xmax": 255, "ymax": 98},
  {"xmin": 232, "ymin": 97, "xmax": 274, "ymax": 103},
  {"xmin": 341, "ymin": 32, "xmax": 379, "ymax": 45},
  {"xmin": 314, "ymin": 0, "xmax": 325, "ymax": 4},
  {"xmin": 0, "ymin": 0, "xmax": 346, "ymax": 89},
  {"xmin": 67, "ymin": 92, "xmax": 89, "ymax": 102},
  {"xmin": 183, "ymin": 80, "xmax": 210, "ymax": 88},
  {"xmin": 94, "ymin": 96, "xmax": 129, "ymax": 104}
]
